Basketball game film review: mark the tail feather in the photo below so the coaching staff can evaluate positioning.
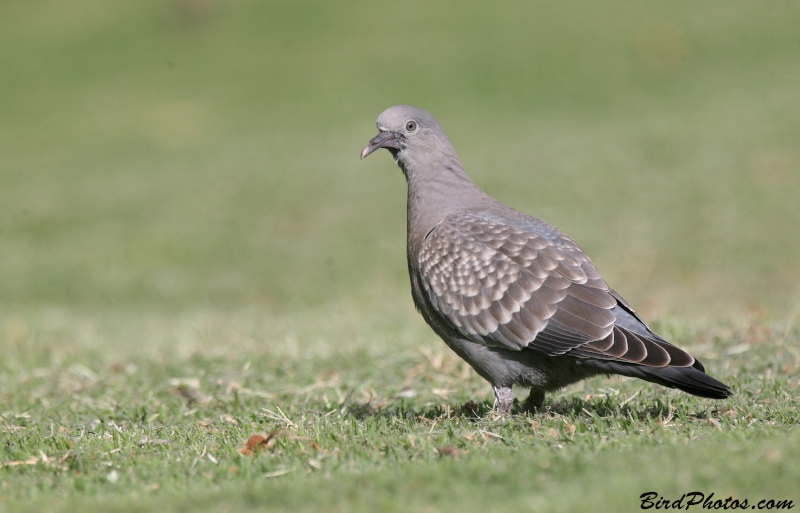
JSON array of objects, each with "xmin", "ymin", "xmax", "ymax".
[{"xmin": 586, "ymin": 359, "xmax": 732, "ymax": 399}]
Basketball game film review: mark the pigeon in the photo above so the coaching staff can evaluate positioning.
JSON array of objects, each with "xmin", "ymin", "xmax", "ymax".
[{"xmin": 361, "ymin": 105, "xmax": 732, "ymax": 414}]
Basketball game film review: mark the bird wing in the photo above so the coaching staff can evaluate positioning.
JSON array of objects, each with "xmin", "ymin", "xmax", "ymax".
[{"xmin": 417, "ymin": 212, "xmax": 694, "ymax": 367}]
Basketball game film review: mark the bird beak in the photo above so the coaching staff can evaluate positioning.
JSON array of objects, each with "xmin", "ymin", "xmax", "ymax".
[{"xmin": 360, "ymin": 131, "xmax": 399, "ymax": 159}]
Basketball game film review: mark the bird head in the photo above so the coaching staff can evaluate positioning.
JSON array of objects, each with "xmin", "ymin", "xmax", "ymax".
[{"xmin": 360, "ymin": 105, "xmax": 449, "ymax": 162}]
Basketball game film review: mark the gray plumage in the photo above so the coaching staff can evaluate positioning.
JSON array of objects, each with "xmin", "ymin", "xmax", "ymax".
[{"xmin": 361, "ymin": 105, "xmax": 732, "ymax": 414}]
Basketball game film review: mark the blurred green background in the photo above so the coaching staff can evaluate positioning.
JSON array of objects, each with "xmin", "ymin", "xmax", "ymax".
[
  {"xmin": 1, "ymin": 2, "xmax": 799, "ymax": 510},
  {"xmin": 1, "ymin": 0, "xmax": 799, "ymax": 316}
]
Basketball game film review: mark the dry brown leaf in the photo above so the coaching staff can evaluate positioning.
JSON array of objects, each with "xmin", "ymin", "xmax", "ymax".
[
  {"xmin": 437, "ymin": 445, "xmax": 460, "ymax": 459},
  {"xmin": 238, "ymin": 431, "xmax": 279, "ymax": 456}
]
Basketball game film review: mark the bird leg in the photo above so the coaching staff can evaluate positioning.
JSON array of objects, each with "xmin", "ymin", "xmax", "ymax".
[
  {"xmin": 493, "ymin": 385, "xmax": 514, "ymax": 414},
  {"xmin": 523, "ymin": 389, "xmax": 545, "ymax": 413}
]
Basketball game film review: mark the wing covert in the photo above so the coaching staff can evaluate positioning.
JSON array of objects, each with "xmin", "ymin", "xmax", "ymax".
[{"xmin": 417, "ymin": 213, "xmax": 694, "ymax": 368}]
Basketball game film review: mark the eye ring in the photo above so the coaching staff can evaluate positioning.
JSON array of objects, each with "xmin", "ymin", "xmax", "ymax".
[{"xmin": 405, "ymin": 120, "xmax": 417, "ymax": 132}]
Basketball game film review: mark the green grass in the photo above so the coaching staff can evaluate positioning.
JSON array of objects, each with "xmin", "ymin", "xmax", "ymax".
[
  {"xmin": 1, "ymin": 0, "xmax": 799, "ymax": 511},
  {"xmin": 1, "ymin": 308, "xmax": 799, "ymax": 511}
]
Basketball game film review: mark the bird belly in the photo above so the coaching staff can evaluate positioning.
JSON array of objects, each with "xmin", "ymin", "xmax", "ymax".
[{"xmin": 443, "ymin": 336, "xmax": 601, "ymax": 391}]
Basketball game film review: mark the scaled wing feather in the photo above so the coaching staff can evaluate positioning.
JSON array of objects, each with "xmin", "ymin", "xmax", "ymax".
[{"xmin": 417, "ymin": 213, "xmax": 694, "ymax": 367}]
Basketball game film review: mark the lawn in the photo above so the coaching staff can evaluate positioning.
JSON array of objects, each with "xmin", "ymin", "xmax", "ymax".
[{"xmin": 1, "ymin": 0, "xmax": 799, "ymax": 511}]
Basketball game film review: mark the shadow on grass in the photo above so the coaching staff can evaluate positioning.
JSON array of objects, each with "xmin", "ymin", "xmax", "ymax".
[
  {"xmin": 340, "ymin": 392, "xmax": 715, "ymax": 423},
  {"xmin": 341, "ymin": 398, "xmax": 494, "ymax": 421}
]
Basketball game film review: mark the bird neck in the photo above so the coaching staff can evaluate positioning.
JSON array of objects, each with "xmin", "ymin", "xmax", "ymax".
[{"xmin": 400, "ymin": 149, "xmax": 492, "ymax": 250}]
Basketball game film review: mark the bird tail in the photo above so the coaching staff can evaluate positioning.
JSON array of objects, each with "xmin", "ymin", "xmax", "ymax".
[{"xmin": 588, "ymin": 360, "xmax": 733, "ymax": 399}]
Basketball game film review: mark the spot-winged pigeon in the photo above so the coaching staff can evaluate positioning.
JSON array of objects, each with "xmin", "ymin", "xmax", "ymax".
[{"xmin": 361, "ymin": 105, "xmax": 732, "ymax": 414}]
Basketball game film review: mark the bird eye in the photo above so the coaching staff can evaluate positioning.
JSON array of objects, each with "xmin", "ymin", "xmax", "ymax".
[{"xmin": 405, "ymin": 120, "xmax": 417, "ymax": 132}]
